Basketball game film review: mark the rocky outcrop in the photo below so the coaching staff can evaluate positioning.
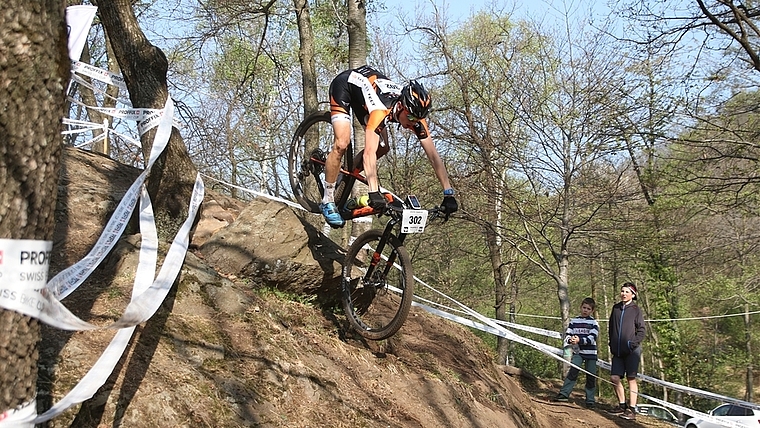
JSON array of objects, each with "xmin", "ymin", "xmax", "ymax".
[{"xmin": 198, "ymin": 197, "xmax": 346, "ymax": 298}]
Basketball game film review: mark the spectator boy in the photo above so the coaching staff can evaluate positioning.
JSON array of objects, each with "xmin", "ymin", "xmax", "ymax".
[
  {"xmin": 553, "ymin": 297, "xmax": 599, "ymax": 408},
  {"xmin": 607, "ymin": 282, "xmax": 646, "ymax": 420}
]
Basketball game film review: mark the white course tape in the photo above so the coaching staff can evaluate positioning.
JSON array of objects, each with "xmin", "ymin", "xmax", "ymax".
[
  {"xmin": 493, "ymin": 319, "xmax": 563, "ymax": 339},
  {"xmin": 0, "ymin": 239, "xmax": 53, "ymax": 319},
  {"xmin": 61, "ymin": 117, "xmax": 107, "ymax": 134},
  {"xmin": 66, "ymin": 5, "xmax": 97, "ymax": 62},
  {"xmin": 0, "ymin": 399, "xmax": 35, "ymax": 427},
  {"xmin": 30, "ymin": 173, "xmax": 203, "ymax": 425},
  {"xmin": 200, "ymin": 174, "xmax": 304, "ymax": 209},
  {"xmin": 69, "ymin": 74, "xmax": 131, "ymax": 106},
  {"xmin": 49, "ymin": 97, "xmax": 176, "ymax": 301},
  {"xmin": 405, "ymin": 270, "xmax": 760, "ymax": 415},
  {"xmin": 637, "ymin": 371, "xmax": 760, "ymax": 411},
  {"xmin": 0, "ymin": 96, "xmax": 204, "ymax": 425},
  {"xmin": 71, "ymin": 60, "xmax": 127, "ymax": 91},
  {"xmin": 87, "ymin": 107, "xmax": 164, "ymax": 122}
]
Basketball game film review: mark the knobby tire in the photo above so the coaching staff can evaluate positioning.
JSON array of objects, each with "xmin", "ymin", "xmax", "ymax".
[{"xmin": 342, "ymin": 229, "xmax": 414, "ymax": 340}]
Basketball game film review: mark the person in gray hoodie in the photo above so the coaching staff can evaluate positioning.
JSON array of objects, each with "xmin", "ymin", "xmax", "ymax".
[{"xmin": 607, "ymin": 282, "xmax": 646, "ymax": 421}]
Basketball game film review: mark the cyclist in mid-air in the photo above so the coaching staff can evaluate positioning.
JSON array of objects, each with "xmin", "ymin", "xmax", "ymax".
[{"xmin": 319, "ymin": 65, "xmax": 459, "ymax": 227}]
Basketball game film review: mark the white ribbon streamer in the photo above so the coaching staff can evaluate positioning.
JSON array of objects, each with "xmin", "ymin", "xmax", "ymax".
[
  {"xmin": 71, "ymin": 60, "xmax": 127, "ymax": 91},
  {"xmin": 0, "ymin": 96, "xmax": 205, "ymax": 425}
]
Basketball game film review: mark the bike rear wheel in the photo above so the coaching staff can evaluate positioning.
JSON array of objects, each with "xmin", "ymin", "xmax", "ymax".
[
  {"xmin": 288, "ymin": 111, "xmax": 333, "ymax": 213},
  {"xmin": 342, "ymin": 229, "xmax": 414, "ymax": 340}
]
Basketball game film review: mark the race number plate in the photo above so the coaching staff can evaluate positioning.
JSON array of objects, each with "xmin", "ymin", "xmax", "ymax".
[{"xmin": 401, "ymin": 209, "xmax": 428, "ymax": 234}]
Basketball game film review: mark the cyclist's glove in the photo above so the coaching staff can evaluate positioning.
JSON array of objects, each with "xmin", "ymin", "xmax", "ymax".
[
  {"xmin": 369, "ymin": 191, "xmax": 388, "ymax": 211},
  {"xmin": 440, "ymin": 195, "xmax": 458, "ymax": 220}
]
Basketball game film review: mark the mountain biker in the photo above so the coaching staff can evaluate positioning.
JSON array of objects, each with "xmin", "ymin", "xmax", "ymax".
[{"xmin": 319, "ymin": 65, "xmax": 458, "ymax": 227}]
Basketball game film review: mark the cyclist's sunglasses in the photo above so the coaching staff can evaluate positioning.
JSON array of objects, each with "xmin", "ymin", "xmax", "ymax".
[{"xmin": 403, "ymin": 108, "xmax": 420, "ymax": 122}]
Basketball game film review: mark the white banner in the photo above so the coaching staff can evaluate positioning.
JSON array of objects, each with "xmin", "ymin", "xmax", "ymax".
[{"xmin": 65, "ymin": 5, "xmax": 98, "ymax": 61}]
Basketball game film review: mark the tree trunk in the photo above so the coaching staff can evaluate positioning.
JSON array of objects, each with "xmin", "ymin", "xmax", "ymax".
[
  {"xmin": 745, "ymin": 303, "xmax": 754, "ymax": 401},
  {"xmin": 347, "ymin": 0, "xmax": 370, "ymax": 245},
  {"xmin": 489, "ymin": 227, "xmax": 514, "ymax": 365},
  {"xmin": 93, "ymin": 0, "xmax": 198, "ymax": 240},
  {"xmin": 0, "ymin": 0, "xmax": 68, "ymax": 417},
  {"xmin": 294, "ymin": 0, "xmax": 318, "ymax": 117}
]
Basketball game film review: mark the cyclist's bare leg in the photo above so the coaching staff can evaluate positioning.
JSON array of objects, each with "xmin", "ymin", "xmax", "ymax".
[{"xmin": 323, "ymin": 119, "xmax": 352, "ymax": 203}]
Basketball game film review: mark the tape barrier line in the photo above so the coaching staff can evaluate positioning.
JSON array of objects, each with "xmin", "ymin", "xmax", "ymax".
[
  {"xmin": 71, "ymin": 60, "xmax": 127, "ymax": 91},
  {"xmin": 413, "ymin": 297, "xmax": 758, "ymax": 423},
  {"xmin": 493, "ymin": 319, "xmax": 563, "ymax": 340},
  {"xmin": 61, "ymin": 117, "xmax": 107, "ymax": 134},
  {"xmin": 29, "ymin": 173, "xmax": 204, "ymax": 425},
  {"xmin": 69, "ymin": 74, "xmax": 131, "ymax": 106},
  {"xmin": 200, "ymin": 174, "xmax": 305, "ymax": 210},
  {"xmin": 403, "ymin": 272, "xmax": 760, "ymax": 416},
  {"xmin": 0, "ymin": 97, "xmax": 205, "ymax": 425},
  {"xmin": 636, "ymin": 371, "xmax": 760, "ymax": 411},
  {"xmin": 66, "ymin": 96, "xmax": 183, "ymax": 138},
  {"xmin": 49, "ymin": 98, "xmax": 175, "ymax": 302}
]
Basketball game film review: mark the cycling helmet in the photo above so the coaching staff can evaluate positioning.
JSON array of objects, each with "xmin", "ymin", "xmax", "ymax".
[{"xmin": 400, "ymin": 80, "xmax": 431, "ymax": 119}]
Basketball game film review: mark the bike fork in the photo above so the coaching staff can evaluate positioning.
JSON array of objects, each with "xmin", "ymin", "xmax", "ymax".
[{"xmin": 364, "ymin": 219, "xmax": 400, "ymax": 282}]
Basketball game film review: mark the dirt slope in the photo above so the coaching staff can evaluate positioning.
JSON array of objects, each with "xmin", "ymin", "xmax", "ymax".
[{"xmin": 38, "ymin": 147, "xmax": 676, "ymax": 428}]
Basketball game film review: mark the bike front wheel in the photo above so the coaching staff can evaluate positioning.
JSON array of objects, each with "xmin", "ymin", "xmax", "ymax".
[
  {"xmin": 288, "ymin": 111, "xmax": 333, "ymax": 213},
  {"xmin": 342, "ymin": 229, "xmax": 414, "ymax": 340}
]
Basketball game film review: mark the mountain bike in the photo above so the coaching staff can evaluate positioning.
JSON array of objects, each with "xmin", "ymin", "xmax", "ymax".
[{"xmin": 288, "ymin": 110, "xmax": 441, "ymax": 340}]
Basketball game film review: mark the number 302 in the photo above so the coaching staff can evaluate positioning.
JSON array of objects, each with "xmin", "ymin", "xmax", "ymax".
[{"xmin": 408, "ymin": 215, "xmax": 423, "ymax": 225}]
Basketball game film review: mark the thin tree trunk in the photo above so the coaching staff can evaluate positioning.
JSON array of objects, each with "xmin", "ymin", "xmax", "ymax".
[
  {"xmin": 347, "ymin": 0, "xmax": 370, "ymax": 245},
  {"xmin": 294, "ymin": 0, "xmax": 318, "ymax": 117},
  {"xmin": 0, "ymin": 0, "xmax": 68, "ymax": 417},
  {"xmin": 745, "ymin": 303, "xmax": 754, "ymax": 401}
]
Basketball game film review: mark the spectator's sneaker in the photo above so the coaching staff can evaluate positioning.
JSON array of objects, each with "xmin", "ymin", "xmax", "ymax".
[
  {"xmin": 552, "ymin": 395, "xmax": 569, "ymax": 402},
  {"xmin": 620, "ymin": 409, "xmax": 636, "ymax": 420},
  {"xmin": 607, "ymin": 405, "xmax": 625, "ymax": 415},
  {"xmin": 585, "ymin": 402, "xmax": 595, "ymax": 409},
  {"xmin": 320, "ymin": 202, "xmax": 345, "ymax": 228}
]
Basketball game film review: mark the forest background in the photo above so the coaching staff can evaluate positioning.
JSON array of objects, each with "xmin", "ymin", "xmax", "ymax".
[{"xmin": 60, "ymin": 0, "xmax": 760, "ymax": 414}]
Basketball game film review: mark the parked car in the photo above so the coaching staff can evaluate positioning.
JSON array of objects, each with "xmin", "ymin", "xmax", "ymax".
[
  {"xmin": 636, "ymin": 404, "xmax": 682, "ymax": 426},
  {"xmin": 684, "ymin": 403, "xmax": 760, "ymax": 428}
]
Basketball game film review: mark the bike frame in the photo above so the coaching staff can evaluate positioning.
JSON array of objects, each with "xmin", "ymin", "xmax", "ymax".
[
  {"xmin": 306, "ymin": 148, "xmax": 408, "ymax": 283},
  {"xmin": 306, "ymin": 143, "xmax": 386, "ymax": 221}
]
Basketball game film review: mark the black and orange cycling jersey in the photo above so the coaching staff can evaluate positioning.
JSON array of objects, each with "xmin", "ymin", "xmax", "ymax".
[{"xmin": 328, "ymin": 65, "xmax": 430, "ymax": 140}]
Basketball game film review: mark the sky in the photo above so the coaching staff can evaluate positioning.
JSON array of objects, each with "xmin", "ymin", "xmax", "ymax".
[
  {"xmin": 367, "ymin": 0, "xmax": 617, "ymax": 80},
  {"xmin": 374, "ymin": 0, "xmax": 613, "ymax": 29}
]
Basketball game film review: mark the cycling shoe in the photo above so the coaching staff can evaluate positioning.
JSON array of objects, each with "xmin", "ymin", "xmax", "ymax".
[{"xmin": 319, "ymin": 202, "xmax": 345, "ymax": 228}]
